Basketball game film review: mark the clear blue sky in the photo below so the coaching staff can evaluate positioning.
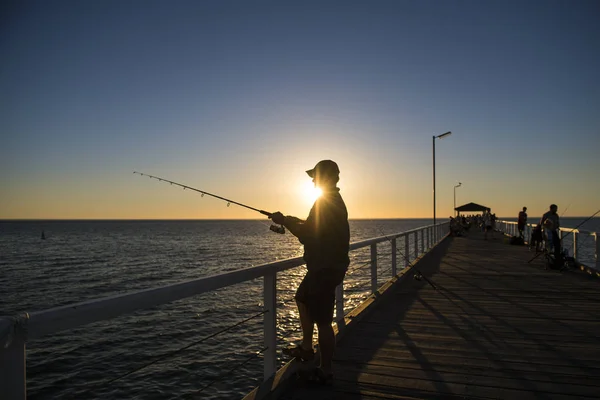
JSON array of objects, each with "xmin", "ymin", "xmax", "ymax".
[{"xmin": 1, "ymin": 0, "xmax": 599, "ymax": 219}]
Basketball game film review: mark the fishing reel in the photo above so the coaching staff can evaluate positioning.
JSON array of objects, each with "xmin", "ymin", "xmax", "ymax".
[
  {"xmin": 413, "ymin": 272, "xmax": 422, "ymax": 281},
  {"xmin": 270, "ymin": 224, "xmax": 286, "ymax": 234}
]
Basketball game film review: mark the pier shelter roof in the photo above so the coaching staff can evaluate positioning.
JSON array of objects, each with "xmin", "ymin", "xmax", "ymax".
[{"xmin": 454, "ymin": 202, "xmax": 490, "ymax": 214}]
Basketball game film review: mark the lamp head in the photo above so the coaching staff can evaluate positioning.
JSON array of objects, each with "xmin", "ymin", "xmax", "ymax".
[{"xmin": 437, "ymin": 131, "xmax": 452, "ymax": 139}]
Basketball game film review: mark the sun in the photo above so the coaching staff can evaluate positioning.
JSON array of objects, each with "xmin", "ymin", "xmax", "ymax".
[{"xmin": 302, "ymin": 180, "xmax": 322, "ymax": 204}]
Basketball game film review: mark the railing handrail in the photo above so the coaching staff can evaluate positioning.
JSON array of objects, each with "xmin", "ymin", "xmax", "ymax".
[
  {"xmin": 498, "ymin": 220, "xmax": 594, "ymax": 235},
  {"xmin": 0, "ymin": 221, "xmax": 450, "ymax": 399},
  {"xmin": 496, "ymin": 219, "xmax": 598, "ymax": 266},
  {"xmin": 8, "ymin": 223, "xmax": 442, "ymax": 341}
]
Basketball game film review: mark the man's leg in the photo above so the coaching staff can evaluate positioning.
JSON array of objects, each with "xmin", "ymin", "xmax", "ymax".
[
  {"xmin": 316, "ymin": 321, "xmax": 335, "ymax": 374},
  {"xmin": 296, "ymin": 300, "xmax": 314, "ymax": 351},
  {"xmin": 552, "ymin": 231, "xmax": 561, "ymax": 258}
]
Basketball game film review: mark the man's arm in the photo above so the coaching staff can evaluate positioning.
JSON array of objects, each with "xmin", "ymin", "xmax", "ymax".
[
  {"xmin": 283, "ymin": 216, "xmax": 310, "ymax": 243},
  {"xmin": 269, "ymin": 208, "xmax": 316, "ymax": 244},
  {"xmin": 540, "ymin": 212, "xmax": 548, "ymax": 226}
]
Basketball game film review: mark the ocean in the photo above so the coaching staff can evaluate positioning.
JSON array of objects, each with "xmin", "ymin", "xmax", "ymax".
[{"xmin": 1, "ymin": 218, "xmax": 598, "ymax": 399}]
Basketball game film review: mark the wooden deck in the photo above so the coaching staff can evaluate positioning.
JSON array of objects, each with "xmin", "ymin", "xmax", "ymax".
[{"xmin": 280, "ymin": 231, "xmax": 600, "ymax": 400}]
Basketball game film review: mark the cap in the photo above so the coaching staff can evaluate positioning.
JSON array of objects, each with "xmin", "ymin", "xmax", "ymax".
[{"xmin": 306, "ymin": 160, "xmax": 340, "ymax": 178}]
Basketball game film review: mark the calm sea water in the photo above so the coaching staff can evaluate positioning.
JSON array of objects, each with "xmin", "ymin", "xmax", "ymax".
[{"xmin": 1, "ymin": 218, "xmax": 598, "ymax": 399}]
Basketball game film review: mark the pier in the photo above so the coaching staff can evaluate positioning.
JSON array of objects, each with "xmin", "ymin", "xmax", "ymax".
[
  {"xmin": 249, "ymin": 228, "xmax": 600, "ymax": 400},
  {"xmin": 1, "ymin": 222, "xmax": 599, "ymax": 399}
]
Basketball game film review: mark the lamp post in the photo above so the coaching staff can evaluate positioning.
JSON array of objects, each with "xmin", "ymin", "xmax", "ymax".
[
  {"xmin": 454, "ymin": 182, "xmax": 462, "ymax": 217},
  {"xmin": 433, "ymin": 131, "xmax": 452, "ymax": 226}
]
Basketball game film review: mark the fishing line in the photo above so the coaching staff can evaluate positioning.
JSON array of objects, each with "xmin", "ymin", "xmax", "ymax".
[
  {"xmin": 372, "ymin": 223, "xmax": 439, "ymax": 290},
  {"xmin": 528, "ymin": 208, "xmax": 600, "ymax": 264},
  {"xmin": 102, "ymin": 310, "xmax": 267, "ymax": 385},
  {"xmin": 133, "ymin": 171, "xmax": 285, "ymax": 234}
]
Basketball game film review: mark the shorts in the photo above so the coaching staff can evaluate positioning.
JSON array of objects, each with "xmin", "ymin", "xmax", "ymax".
[
  {"xmin": 295, "ymin": 267, "xmax": 346, "ymax": 325},
  {"xmin": 518, "ymin": 223, "xmax": 525, "ymax": 231},
  {"xmin": 485, "ymin": 225, "xmax": 492, "ymax": 231}
]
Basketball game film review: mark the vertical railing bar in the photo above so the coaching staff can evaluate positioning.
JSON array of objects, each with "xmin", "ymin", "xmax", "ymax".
[
  {"xmin": 263, "ymin": 272, "xmax": 277, "ymax": 380},
  {"xmin": 404, "ymin": 234, "xmax": 410, "ymax": 268},
  {"xmin": 595, "ymin": 232, "xmax": 599, "ymax": 264},
  {"xmin": 0, "ymin": 317, "xmax": 26, "ymax": 400},
  {"xmin": 573, "ymin": 231, "xmax": 578, "ymax": 259},
  {"xmin": 370, "ymin": 244, "xmax": 377, "ymax": 294},
  {"xmin": 391, "ymin": 238, "xmax": 397, "ymax": 276},
  {"xmin": 414, "ymin": 231, "xmax": 419, "ymax": 259},
  {"xmin": 419, "ymin": 229, "xmax": 424, "ymax": 254},
  {"xmin": 428, "ymin": 226, "xmax": 432, "ymax": 248}
]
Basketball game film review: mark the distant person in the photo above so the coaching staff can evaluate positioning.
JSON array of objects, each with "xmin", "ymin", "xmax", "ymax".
[
  {"xmin": 540, "ymin": 204, "xmax": 561, "ymax": 258},
  {"xmin": 483, "ymin": 210, "xmax": 493, "ymax": 240},
  {"xmin": 530, "ymin": 224, "xmax": 543, "ymax": 252},
  {"xmin": 269, "ymin": 160, "xmax": 350, "ymax": 384},
  {"xmin": 518, "ymin": 207, "xmax": 528, "ymax": 238}
]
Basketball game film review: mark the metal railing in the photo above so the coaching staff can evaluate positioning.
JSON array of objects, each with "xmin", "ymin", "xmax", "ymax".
[
  {"xmin": 496, "ymin": 220, "xmax": 599, "ymax": 265},
  {"xmin": 0, "ymin": 222, "xmax": 449, "ymax": 399}
]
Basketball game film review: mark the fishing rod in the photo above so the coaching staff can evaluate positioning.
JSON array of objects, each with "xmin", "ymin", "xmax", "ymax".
[
  {"xmin": 133, "ymin": 171, "xmax": 285, "ymax": 234},
  {"xmin": 528, "ymin": 208, "xmax": 600, "ymax": 263}
]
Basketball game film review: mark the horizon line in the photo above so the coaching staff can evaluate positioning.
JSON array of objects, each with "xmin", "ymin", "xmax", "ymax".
[{"xmin": 1, "ymin": 216, "xmax": 597, "ymax": 221}]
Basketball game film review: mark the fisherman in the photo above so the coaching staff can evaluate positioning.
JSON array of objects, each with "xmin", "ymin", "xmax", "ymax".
[
  {"xmin": 269, "ymin": 160, "xmax": 350, "ymax": 384},
  {"xmin": 540, "ymin": 204, "xmax": 561, "ymax": 258},
  {"xmin": 518, "ymin": 207, "xmax": 528, "ymax": 238}
]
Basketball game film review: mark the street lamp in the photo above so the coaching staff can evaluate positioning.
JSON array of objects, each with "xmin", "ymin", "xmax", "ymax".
[
  {"xmin": 433, "ymin": 131, "xmax": 452, "ymax": 225},
  {"xmin": 454, "ymin": 182, "xmax": 462, "ymax": 217}
]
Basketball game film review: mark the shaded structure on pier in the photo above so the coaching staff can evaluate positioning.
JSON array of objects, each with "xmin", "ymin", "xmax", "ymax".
[{"xmin": 455, "ymin": 202, "xmax": 491, "ymax": 215}]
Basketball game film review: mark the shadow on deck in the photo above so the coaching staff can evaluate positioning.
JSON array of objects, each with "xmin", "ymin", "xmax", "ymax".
[{"xmin": 279, "ymin": 230, "xmax": 600, "ymax": 400}]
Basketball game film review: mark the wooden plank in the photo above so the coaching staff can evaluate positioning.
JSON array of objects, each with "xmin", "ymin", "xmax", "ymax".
[
  {"xmin": 334, "ymin": 349, "xmax": 600, "ymax": 377},
  {"xmin": 274, "ymin": 231, "xmax": 600, "ymax": 400}
]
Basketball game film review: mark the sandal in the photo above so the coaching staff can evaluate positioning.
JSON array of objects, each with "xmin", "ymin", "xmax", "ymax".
[
  {"xmin": 306, "ymin": 368, "xmax": 334, "ymax": 385},
  {"xmin": 282, "ymin": 344, "xmax": 315, "ymax": 361}
]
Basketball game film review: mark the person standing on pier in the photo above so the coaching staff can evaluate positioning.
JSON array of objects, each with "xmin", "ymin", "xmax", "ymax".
[
  {"xmin": 518, "ymin": 207, "xmax": 528, "ymax": 238},
  {"xmin": 540, "ymin": 204, "xmax": 561, "ymax": 258},
  {"xmin": 269, "ymin": 160, "xmax": 350, "ymax": 384},
  {"xmin": 483, "ymin": 210, "xmax": 493, "ymax": 240}
]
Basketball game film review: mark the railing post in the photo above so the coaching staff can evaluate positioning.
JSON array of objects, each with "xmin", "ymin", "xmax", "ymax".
[
  {"xmin": 595, "ymin": 232, "xmax": 599, "ymax": 263},
  {"xmin": 263, "ymin": 273, "xmax": 277, "ymax": 380},
  {"xmin": 428, "ymin": 227, "xmax": 432, "ymax": 248},
  {"xmin": 573, "ymin": 231, "xmax": 578, "ymax": 259},
  {"xmin": 419, "ymin": 229, "xmax": 424, "ymax": 254},
  {"xmin": 414, "ymin": 231, "xmax": 419, "ymax": 259},
  {"xmin": 0, "ymin": 316, "xmax": 27, "ymax": 400},
  {"xmin": 335, "ymin": 283, "xmax": 344, "ymax": 324},
  {"xmin": 391, "ymin": 238, "xmax": 397, "ymax": 276},
  {"xmin": 404, "ymin": 234, "xmax": 410, "ymax": 267},
  {"xmin": 370, "ymin": 243, "xmax": 378, "ymax": 294}
]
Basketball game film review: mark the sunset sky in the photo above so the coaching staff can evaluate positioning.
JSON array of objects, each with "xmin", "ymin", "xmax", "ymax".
[{"xmin": 2, "ymin": 0, "xmax": 599, "ymax": 220}]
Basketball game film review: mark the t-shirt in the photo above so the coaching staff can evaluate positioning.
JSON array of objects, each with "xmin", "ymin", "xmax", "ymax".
[
  {"xmin": 284, "ymin": 188, "xmax": 350, "ymax": 271},
  {"xmin": 518, "ymin": 211, "xmax": 527, "ymax": 225},
  {"xmin": 540, "ymin": 211, "xmax": 559, "ymax": 231},
  {"xmin": 483, "ymin": 213, "xmax": 491, "ymax": 226}
]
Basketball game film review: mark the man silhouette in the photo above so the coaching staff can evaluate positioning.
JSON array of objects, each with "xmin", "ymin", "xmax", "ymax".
[
  {"xmin": 518, "ymin": 207, "xmax": 528, "ymax": 238},
  {"xmin": 270, "ymin": 160, "xmax": 350, "ymax": 384},
  {"xmin": 540, "ymin": 204, "xmax": 560, "ymax": 259}
]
